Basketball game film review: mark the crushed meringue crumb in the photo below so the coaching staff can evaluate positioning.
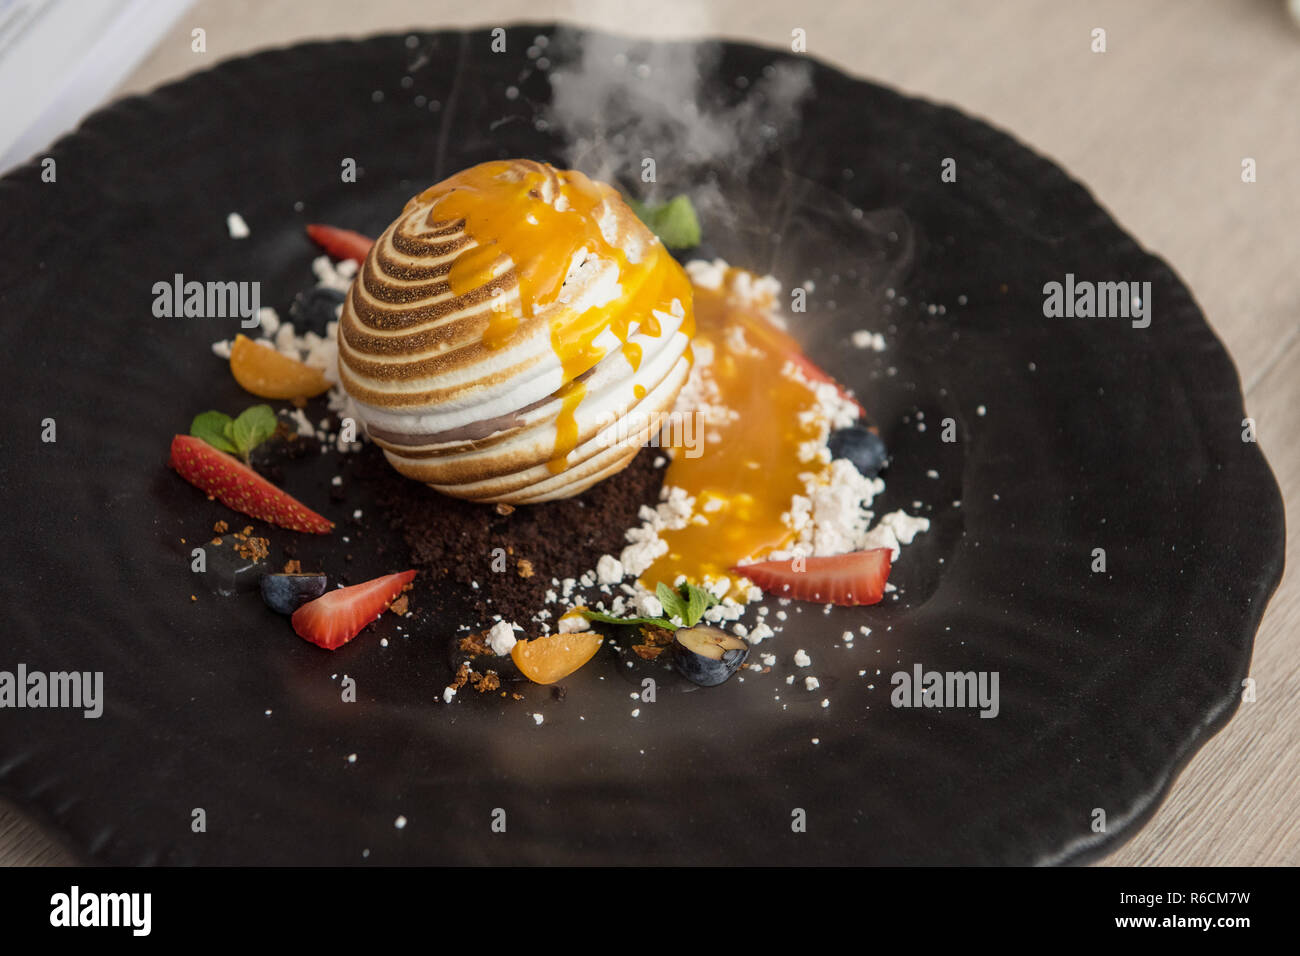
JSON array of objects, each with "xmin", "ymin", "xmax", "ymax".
[
  {"xmin": 850, "ymin": 329, "xmax": 886, "ymax": 351},
  {"xmin": 558, "ymin": 613, "xmax": 591, "ymax": 634},
  {"xmin": 487, "ymin": 620, "xmax": 519, "ymax": 655},
  {"xmin": 595, "ymin": 554, "xmax": 624, "ymax": 585}
]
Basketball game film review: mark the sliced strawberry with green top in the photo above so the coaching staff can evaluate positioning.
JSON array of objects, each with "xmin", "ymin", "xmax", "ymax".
[
  {"xmin": 168, "ymin": 434, "xmax": 333, "ymax": 534},
  {"xmin": 731, "ymin": 548, "xmax": 892, "ymax": 606},
  {"xmin": 305, "ymin": 224, "xmax": 374, "ymax": 264},
  {"xmin": 291, "ymin": 570, "xmax": 416, "ymax": 650}
]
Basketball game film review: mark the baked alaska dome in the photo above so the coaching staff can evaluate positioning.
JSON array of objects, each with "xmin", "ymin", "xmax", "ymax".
[{"xmin": 337, "ymin": 159, "xmax": 696, "ymax": 504}]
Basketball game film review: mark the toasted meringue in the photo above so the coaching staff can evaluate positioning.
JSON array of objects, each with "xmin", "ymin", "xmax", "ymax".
[{"xmin": 337, "ymin": 160, "xmax": 695, "ymax": 503}]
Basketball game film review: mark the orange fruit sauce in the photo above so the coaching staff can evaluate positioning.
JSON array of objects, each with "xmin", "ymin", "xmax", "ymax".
[
  {"xmin": 411, "ymin": 161, "xmax": 693, "ymax": 473},
  {"xmin": 643, "ymin": 269, "xmax": 828, "ymax": 597}
]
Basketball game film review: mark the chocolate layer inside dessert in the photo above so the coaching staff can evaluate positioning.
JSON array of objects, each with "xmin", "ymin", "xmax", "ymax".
[{"xmin": 355, "ymin": 444, "xmax": 664, "ymax": 628}]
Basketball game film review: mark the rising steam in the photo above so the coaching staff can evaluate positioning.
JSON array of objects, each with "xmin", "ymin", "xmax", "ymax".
[{"xmin": 540, "ymin": 24, "xmax": 913, "ymax": 340}]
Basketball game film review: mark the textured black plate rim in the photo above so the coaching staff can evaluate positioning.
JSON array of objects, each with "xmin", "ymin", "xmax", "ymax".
[{"xmin": 0, "ymin": 24, "xmax": 1286, "ymax": 866}]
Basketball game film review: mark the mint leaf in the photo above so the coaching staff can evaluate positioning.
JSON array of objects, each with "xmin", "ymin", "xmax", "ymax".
[
  {"xmin": 581, "ymin": 581, "xmax": 718, "ymax": 630},
  {"xmin": 680, "ymin": 583, "xmax": 720, "ymax": 626},
  {"xmin": 656, "ymin": 581, "xmax": 688, "ymax": 623},
  {"xmin": 627, "ymin": 195, "xmax": 701, "ymax": 250},
  {"xmin": 231, "ymin": 404, "xmax": 277, "ymax": 460},
  {"xmin": 581, "ymin": 610, "xmax": 673, "ymax": 630},
  {"xmin": 190, "ymin": 411, "xmax": 237, "ymax": 453},
  {"xmin": 684, "ymin": 585, "xmax": 706, "ymax": 626}
]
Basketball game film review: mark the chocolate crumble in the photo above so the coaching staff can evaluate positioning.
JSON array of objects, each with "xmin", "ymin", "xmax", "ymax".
[{"xmin": 360, "ymin": 445, "xmax": 665, "ymax": 628}]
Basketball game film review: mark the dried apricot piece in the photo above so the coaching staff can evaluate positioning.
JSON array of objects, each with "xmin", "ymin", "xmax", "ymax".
[
  {"xmin": 511, "ymin": 632, "xmax": 603, "ymax": 684},
  {"xmin": 230, "ymin": 334, "xmax": 331, "ymax": 400}
]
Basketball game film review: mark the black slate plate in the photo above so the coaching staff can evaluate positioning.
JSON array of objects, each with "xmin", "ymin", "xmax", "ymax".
[{"xmin": 0, "ymin": 26, "xmax": 1283, "ymax": 865}]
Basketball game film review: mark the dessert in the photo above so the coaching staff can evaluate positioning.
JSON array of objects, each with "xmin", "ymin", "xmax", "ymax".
[
  {"xmin": 336, "ymin": 159, "xmax": 695, "ymax": 503},
  {"xmin": 174, "ymin": 157, "xmax": 933, "ymax": 696}
]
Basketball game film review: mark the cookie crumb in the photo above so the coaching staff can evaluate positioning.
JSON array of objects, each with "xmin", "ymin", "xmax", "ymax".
[
  {"xmin": 450, "ymin": 662, "xmax": 471, "ymax": 691},
  {"xmin": 233, "ymin": 535, "xmax": 270, "ymax": 562},
  {"xmin": 458, "ymin": 633, "xmax": 492, "ymax": 656}
]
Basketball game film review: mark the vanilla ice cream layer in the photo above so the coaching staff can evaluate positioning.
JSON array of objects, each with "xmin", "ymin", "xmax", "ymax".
[{"xmin": 375, "ymin": 312, "xmax": 692, "ymax": 496}]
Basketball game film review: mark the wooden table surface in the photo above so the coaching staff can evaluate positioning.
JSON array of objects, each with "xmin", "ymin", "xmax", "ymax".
[{"xmin": 3, "ymin": 0, "xmax": 1296, "ymax": 866}]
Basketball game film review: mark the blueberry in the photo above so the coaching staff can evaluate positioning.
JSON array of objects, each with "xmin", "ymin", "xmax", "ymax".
[
  {"xmin": 261, "ymin": 573, "xmax": 328, "ymax": 615},
  {"xmin": 671, "ymin": 625, "xmax": 749, "ymax": 687},
  {"xmin": 827, "ymin": 426, "xmax": 889, "ymax": 477},
  {"xmin": 198, "ymin": 536, "xmax": 268, "ymax": 597},
  {"xmin": 289, "ymin": 287, "xmax": 346, "ymax": 335}
]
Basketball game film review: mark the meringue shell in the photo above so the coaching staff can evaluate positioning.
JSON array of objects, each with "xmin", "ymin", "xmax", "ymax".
[{"xmin": 337, "ymin": 159, "xmax": 695, "ymax": 503}]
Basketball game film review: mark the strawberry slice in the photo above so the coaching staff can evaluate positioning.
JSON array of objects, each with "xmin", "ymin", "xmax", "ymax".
[
  {"xmin": 291, "ymin": 570, "xmax": 416, "ymax": 650},
  {"xmin": 305, "ymin": 224, "xmax": 374, "ymax": 263},
  {"xmin": 168, "ymin": 435, "xmax": 333, "ymax": 534},
  {"xmin": 731, "ymin": 548, "xmax": 892, "ymax": 606}
]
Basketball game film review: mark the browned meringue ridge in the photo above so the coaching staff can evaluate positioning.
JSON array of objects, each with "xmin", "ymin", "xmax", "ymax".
[{"xmin": 337, "ymin": 159, "xmax": 695, "ymax": 504}]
